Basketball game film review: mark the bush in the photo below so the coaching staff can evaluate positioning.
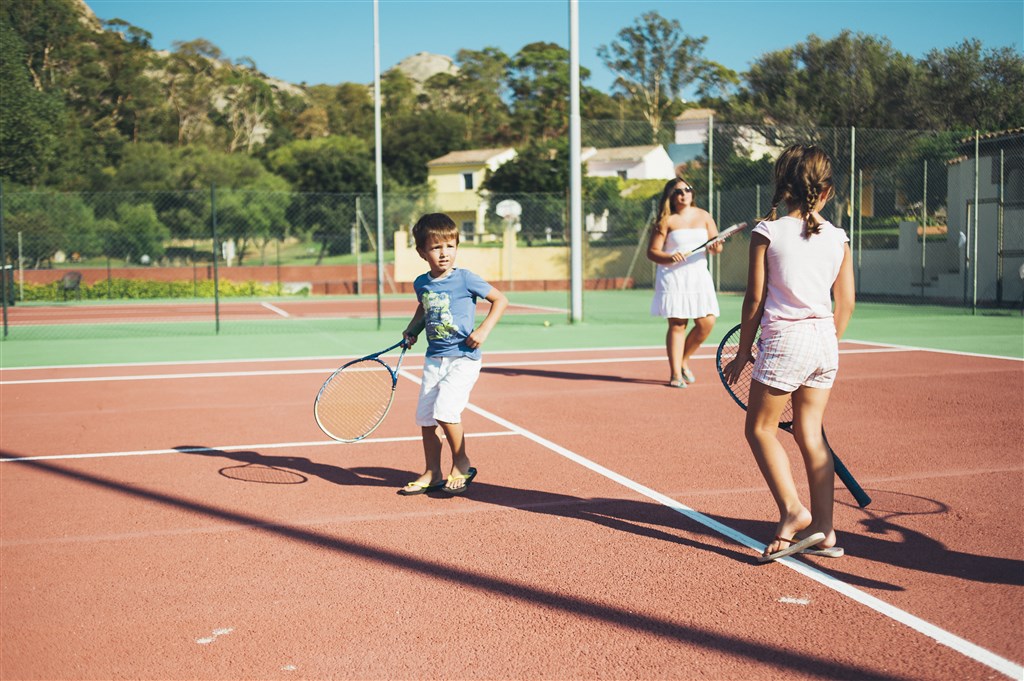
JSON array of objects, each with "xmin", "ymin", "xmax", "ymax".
[{"xmin": 18, "ymin": 278, "xmax": 287, "ymax": 302}]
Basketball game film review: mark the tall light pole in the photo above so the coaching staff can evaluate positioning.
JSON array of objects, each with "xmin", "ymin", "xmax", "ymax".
[
  {"xmin": 373, "ymin": 0, "xmax": 385, "ymax": 328},
  {"xmin": 568, "ymin": 0, "xmax": 583, "ymax": 322}
]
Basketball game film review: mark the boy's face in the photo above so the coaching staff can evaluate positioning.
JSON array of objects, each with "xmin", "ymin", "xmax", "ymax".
[{"xmin": 417, "ymin": 233, "xmax": 458, "ymax": 277}]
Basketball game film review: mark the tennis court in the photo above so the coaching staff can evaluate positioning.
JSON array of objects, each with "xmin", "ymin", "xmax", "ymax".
[{"xmin": 1, "ymin": 293, "xmax": 1022, "ymax": 680}]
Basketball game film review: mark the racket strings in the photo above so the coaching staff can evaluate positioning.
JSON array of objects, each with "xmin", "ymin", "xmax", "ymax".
[
  {"xmin": 718, "ymin": 328, "xmax": 794, "ymax": 425},
  {"xmin": 315, "ymin": 359, "xmax": 396, "ymax": 441}
]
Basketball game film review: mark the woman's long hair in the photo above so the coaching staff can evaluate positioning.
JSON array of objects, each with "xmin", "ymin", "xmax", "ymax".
[{"xmin": 651, "ymin": 178, "xmax": 693, "ymax": 233}]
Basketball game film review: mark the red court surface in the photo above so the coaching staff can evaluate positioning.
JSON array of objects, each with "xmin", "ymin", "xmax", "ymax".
[{"xmin": 1, "ymin": 344, "xmax": 1022, "ymax": 680}]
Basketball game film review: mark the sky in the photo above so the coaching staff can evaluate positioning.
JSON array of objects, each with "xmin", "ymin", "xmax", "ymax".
[{"xmin": 85, "ymin": 0, "xmax": 1023, "ymax": 98}]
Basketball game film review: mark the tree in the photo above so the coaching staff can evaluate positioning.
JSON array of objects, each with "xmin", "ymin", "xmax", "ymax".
[
  {"xmin": 453, "ymin": 47, "xmax": 513, "ymax": 145},
  {"xmin": 921, "ymin": 40, "xmax": 1024, "ymax": 131},
  {"xmin": 597, "ymin": 11, "xmax": 712, "ymax": 141},
  {"xmin": 383, "ymin": 110, "xmax": 469, "ymax": 186},
  {"xmin": 101, "ymin": 203, "xmax": 170, "ymax": 263},
  {"xmin": 0, "ymin": 18, "xmax": 65, "ymax": 186},
  {"xmin": 508, "ymin": 42, "xmax": 582, "ymax": 144}
]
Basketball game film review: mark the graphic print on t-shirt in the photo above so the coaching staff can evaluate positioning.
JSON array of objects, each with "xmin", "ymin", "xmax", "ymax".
[{"xmin": 422, "ymin": 290, "xmax": 458, "ymax": 341}]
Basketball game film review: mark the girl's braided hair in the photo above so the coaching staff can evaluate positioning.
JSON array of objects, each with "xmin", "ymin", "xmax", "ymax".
[{"xmin": 761, "ymin": 144, "xmax": 833, "ymax": 236}]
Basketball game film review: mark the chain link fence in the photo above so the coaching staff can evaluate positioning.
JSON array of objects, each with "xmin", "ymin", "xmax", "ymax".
[{"xmin": 2, "ymin": 123, "xmax": 1021, "ymax": 340}]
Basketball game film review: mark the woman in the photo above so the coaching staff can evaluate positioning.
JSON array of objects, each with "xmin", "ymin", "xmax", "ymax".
[{"xmin": 647, "ymin": 178, "xmax": 722, "ymax": 388}]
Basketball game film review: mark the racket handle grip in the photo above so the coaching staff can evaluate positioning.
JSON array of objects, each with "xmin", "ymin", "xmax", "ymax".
[{"xmin": 832, "ymin": 452, "xmax": 872, "ymax": 508}]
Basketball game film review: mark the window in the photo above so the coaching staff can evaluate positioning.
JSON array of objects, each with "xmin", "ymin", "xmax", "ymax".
[
  {"xmin": 617, "ymin": 170, "xmax": 627, "ymax": 180},
  {"xmin": 463, "ymin": 173, "xmax": 474, "ymax": 190},
  {"xmin": 461, "ymin": 221, "xmax": 475, "ymax": 240}
]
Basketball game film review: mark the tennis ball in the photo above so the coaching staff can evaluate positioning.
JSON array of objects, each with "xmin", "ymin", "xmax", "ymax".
[{"xmin": 543, "ymin": 320, "xmax": 551, "ymax": 327}]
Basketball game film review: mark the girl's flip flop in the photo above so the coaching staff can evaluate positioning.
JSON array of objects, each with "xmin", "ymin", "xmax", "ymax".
[{"xmin": 758, "ymin": 532, "xmax": 827, "ymax": 563}]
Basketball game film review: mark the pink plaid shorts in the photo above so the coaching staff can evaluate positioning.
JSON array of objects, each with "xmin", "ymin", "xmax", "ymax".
[{"xmin": 752, "ymin": 321, "xmax": 839, "ymax": 392}]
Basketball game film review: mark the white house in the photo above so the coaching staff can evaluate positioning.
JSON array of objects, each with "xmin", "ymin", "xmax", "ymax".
[
  {"xmin": 583, "ymin": 145, "xmax": 677, "ymax": 180},
  {"xmin": 671, "ymin": 108, "xmax": 783, "ymax": 166}
]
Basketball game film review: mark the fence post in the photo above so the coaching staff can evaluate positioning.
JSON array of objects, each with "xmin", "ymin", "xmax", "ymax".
[
  {"xmin": 997, "ymin": 148, "xmax": 1004, "ymax": 304},
  {"xmin": 849, "ymin": 126, "xmax": 857, "ymax": 289},
  {"xmin": 972, "ymin": 130, "xmax": 979, "ymax": 314},
  {"xmin": 211, "ymin": 183, "xmax": 221, "ymax": 334},
  {"xmin": 1, "ymin": 179, "xmax": 7, "ymax": 339},
  {"xmin": 921, "ymin": 159, "xmax": 927, "ymax": 298}
]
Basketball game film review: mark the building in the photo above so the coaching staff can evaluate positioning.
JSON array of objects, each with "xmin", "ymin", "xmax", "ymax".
[
  {"xmin": 426, "ymin": 148, "xmax": 517, "ymax": 240},
  {"xmin": 582, "ymin": 145, "xmax": 677, "ymax": 180}
]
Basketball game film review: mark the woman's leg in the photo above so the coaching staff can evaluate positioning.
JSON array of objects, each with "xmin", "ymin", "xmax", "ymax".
[
  {"xmin": 666, "ymin": 318, "xmax": 688, "ymax": 382},
  {"xmin": 681, "ymin": 314, "xmax": 716, "ymax": 378}
]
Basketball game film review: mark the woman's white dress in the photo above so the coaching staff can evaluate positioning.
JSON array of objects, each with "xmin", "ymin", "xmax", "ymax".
[{"xmin": 650, "ymin": 228, "xmax": 720, "ymax": 319}]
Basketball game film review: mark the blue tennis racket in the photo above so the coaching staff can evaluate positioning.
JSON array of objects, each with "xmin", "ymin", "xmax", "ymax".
[{"xmin": 716, "ymin": 323, "xmax": 871, "ymax": 508}]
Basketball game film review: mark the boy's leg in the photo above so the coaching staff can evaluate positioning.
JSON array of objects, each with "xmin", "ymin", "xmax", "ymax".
[
  {"xmin": 666, "ymin": 318, "xmax": 688, "ymax": 382},
  {"xmin": 436, "ymin": 420, "xmax": 472, "ymax": 491},
  {"xmin": 791, "ymin": 386, "xmax": 836, "ymax": 547},
  {"xmin": 746, "ymin": 380, "xmax": 812, "ymax": 556}
]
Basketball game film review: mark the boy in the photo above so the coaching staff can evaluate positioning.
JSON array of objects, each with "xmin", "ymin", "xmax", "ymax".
[{"xmin": 398, "ymin": 213, "xmax": 508, "ymax": 496}]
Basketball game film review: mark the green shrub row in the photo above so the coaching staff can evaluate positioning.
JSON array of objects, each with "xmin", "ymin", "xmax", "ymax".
[{"xmin": 16, "ymin": 278, "xmax": 301, "ymax": 302}]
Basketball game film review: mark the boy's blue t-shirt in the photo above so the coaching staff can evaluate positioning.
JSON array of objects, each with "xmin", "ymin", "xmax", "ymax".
[{"xmin": 414, "ymin": 268, "xmax": 493, "ymax": 359}]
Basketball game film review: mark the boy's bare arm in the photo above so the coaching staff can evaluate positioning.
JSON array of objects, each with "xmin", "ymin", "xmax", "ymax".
[
  {"xmin": 466, "ymin": 288, "xmax": 508, "ymax": 349},
  {"xmin": 403, "ymin": 303, "xmax": 425, "ymax": 346}
]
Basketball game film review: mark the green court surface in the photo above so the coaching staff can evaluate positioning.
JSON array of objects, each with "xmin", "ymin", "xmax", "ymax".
[{"xmin": 0, "ymin": 290, "xmax": 1021, "ymax": 368}]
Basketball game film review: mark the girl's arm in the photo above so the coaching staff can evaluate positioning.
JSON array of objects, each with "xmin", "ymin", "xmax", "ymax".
[
  {"xmin": 647, "ymin": 223, "xmax": 683, "ymax": 264},
  {"xmin": 403, "ymin": 302, "xmax": 425, "ymax": 347},
  {"xmin": 832, "ymin": 243, "xmax": 855, "ymax": 339},
  {"xmin": 723, "ymin": 233, "xmax": 768, "ymax": 384},
  {"xmin": 466, "ymin": 287, "xmax": 508, "ymax": 349}
]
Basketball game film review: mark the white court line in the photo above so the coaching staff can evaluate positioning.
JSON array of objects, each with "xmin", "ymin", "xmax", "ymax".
[
  {"xmin": 0, "ymin": 347, "xmax": 921, "ymax": 386},
  {"xmin": 261, "ymin": 302, "xmax": 290, "ymax": 318},
  {"xmin": 393, "ymin": 367, "xmax": 1023, "ymax": 680}
]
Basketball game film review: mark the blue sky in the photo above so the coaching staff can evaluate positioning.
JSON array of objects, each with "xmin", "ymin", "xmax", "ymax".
[{"xmin": 85, "ymin": 0, "xmax": 1023, "ymax": 97}]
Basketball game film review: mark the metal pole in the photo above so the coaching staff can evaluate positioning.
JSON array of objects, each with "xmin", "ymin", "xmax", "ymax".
[
  {"xmin": 921, "ymin": 159, "xmax": 927, "ymax": 298},
  {"xmin": 972, "ymin": 131, "xmax": 979, "ymax": 314},
  {"xmin": 856, "ymin": 169, "xmax": 863, "ymax": 291},
  {"xmin": 355, "ymin": 196, "xmax": 363, "ymax": 295},
  {"xmin": 755, "ymin": 184, "xmax": 761, "ymax": 222},
  {"xmin": 848, "ymin": 126, "xmax": 856, "ymax": 258},
  {"xmin": 707, "ymin": 114, "xmax": 714, "ymax": 216},
  {"xmin": 373, "ymin": 0, "xmax": 384, "ymax": 329},
  {"xmin": 211, "ymin": 183, "xmax": 221, "ymax": 334},
  {"xmin": 18, "ymin": 230, "xmax": 23, "ymax": 301},
  {"xmin": 997, "ymin": 149, "xmax": 1004, "ymax": 304},
  {"xmin": 0, "ymin": 181, "xmax": 7, "ymax": 338},
  {"xmin": 568, "ymin": 0, "xmax": 583, "ymax": 322}
]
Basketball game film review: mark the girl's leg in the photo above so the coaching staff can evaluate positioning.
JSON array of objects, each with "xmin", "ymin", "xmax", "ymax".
[
  {"xmin": 791, "ymin": 386, "xmax": 837, "ymax": 547},
  {"xmin": 746, "ymin": 380, "xmax": 812, "ymax": 556},
  {"xmin": 400, "ymin": 425, "xmax": 445, "ymax": 492},
  {"xmin": 681, "ymin": 315, "xmax": 716, "ymax": 377},
  {"xmin": 666, "ymin": 318, "xmax": 688, "ymax": 382},
  {"xmin": 436, "ymin": 420, "xmax": 471, "ymax": 490}
]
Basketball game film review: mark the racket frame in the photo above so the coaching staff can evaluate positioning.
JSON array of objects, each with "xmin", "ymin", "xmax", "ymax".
[
  {"xmin": 715, "ymin": 323, "xmax": 871, "ymax": 508},
  {"xmin": 682, "ymin": 222, "xmax": 748, "ymax": 260},
  {"xmin": 314, "ymin": 339, "xmax": 409, "ymax": 443}
]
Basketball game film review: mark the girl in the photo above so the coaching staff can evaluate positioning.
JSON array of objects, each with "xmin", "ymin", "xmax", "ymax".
[
  {"xmin": 723, "ymin": 144, "xmax": 855, "ymax": 562},
  {"xmin": 648, "ymin": 178, "xmax": 723, "ymax": 388}
]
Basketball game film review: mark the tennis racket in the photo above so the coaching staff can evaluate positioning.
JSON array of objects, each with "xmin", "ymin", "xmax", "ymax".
[
  {"xmin": 715, "ymin": 323, "xmax": 871, "ymax": 508},
  {"xmin": 314, "ymin": 339, "xmax": 409, "ymax": 442},
  {"xmin": 681, "ymin": 222, "xmax": 748, "ymax": 259}
]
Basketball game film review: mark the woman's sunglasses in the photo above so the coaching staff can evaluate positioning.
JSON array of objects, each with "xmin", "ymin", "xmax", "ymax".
[{"xmin": 671, "ymin": 187, "xmax": 694, "ymax": 197}]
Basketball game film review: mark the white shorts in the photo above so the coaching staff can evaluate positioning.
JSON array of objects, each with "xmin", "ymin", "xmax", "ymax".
[
  {"xmin": 753, "ymin": 321, "xmax": 839, "ymax": 392},
  {"xmin": 415, "ymin": 355, "xmax": 482, "ymax": 426}
]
